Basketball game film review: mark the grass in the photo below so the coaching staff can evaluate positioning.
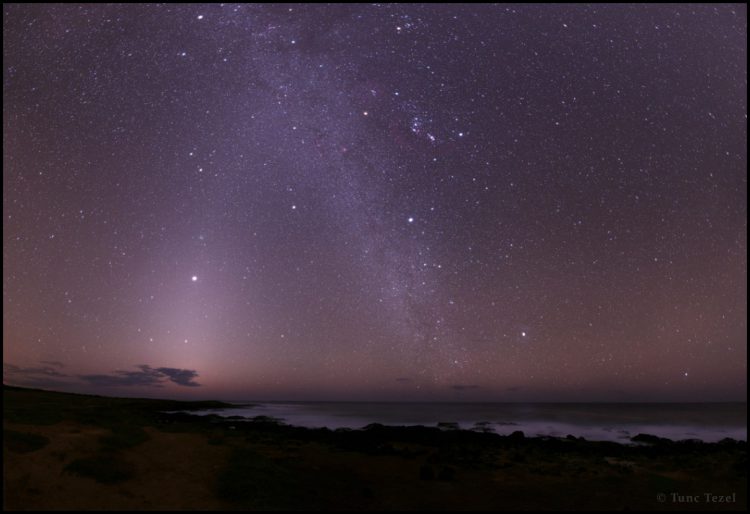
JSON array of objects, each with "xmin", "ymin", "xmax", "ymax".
[
  {"xmin": 216, "ymin": 448, "xmax": 301, "ymax": 508},
  {"xmin": 4, "ymin": 429, "xmax": 50, "ymax": 453},
  {"xmin": 64, "ymin": 456, "xmax": 135, "ymax": 484},
  {"xmin": 99, "ymin": 425, "xmax": 150, "ymax": 450}
]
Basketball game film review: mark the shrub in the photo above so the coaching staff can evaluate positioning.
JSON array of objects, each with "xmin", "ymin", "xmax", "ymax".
[
  {"xmin": 4, "ymin": 429, "xmax": 50, "ymax": 453},
  {"xmin": 64, "ymin": 456, "xmax": 135, "ymax": 484}
]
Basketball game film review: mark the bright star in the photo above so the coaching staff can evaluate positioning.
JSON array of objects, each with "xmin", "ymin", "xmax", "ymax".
[
  {"xmin": 408, "ymin": 217, "xmax": 414, "ymax": 223},
  {"xmin": 191, "ymin": 275, "xmax": 198, "ymax": 282}
]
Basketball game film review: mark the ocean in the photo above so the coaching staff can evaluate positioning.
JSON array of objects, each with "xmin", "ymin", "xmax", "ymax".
[{"xmin": 193, "ymin": 402, "xmax": 747, "ymax": 443}]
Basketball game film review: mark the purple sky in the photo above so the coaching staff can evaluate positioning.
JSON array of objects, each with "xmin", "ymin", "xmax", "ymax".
[{"xmin": 3, "ymin": 4, "xmax": 746, "ymax": 401}]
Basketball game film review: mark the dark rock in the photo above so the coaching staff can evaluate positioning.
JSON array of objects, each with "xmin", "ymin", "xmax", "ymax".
[
  {"xmin": 472, "ymin": 421, "xmax": 495, "ymax": 433},
  {"xmin": 250, "ymin": 415, "xmax": 284, "ymax": 425}
]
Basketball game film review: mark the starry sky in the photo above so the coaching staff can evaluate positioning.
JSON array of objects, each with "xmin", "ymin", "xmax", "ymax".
[{"xmin": 3, "ymin": 4, "xmax": 747, "ymax": 402}]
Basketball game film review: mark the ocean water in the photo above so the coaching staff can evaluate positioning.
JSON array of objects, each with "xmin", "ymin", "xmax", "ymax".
[{"xmin": 194, "ymin": 402, "xmax": 747, "ymax": 443}]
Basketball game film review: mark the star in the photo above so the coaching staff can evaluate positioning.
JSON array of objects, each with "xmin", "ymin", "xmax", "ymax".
[{"xmin": 3, "ymin": 3, "xmax": 744, "ymax": 407}]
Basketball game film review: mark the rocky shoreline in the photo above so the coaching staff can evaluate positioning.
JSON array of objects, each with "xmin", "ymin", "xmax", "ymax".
[{"xmin": 4, "ymin": 386, "xmax": 747, "ymax": 510}]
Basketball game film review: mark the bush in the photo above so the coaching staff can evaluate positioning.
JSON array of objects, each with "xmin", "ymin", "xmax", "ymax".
[
  {"xmin": 64, "ymin": 456, "xmax": 135, "ymax": 484},
  {"xmin": 217, "ymin": 448, "xmax": 299, "ymax": 507},
  {"xmin": 4, "ymin": 429, "xmax": 50, "ymax": 453},
  {"xmin": 99, "ymin": 425, "xmax": 149, "ymax": 450}
]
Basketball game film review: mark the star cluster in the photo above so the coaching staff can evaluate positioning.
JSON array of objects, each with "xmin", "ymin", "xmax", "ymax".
[{"xmin": 3, "ymin": 4, "xmax": 746, "ymax": 400}]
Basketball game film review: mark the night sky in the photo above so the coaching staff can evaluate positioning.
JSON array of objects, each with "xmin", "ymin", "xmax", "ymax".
[{"xmin": 3, "ymin": 4, "xmax": 747, "ymax": 401}]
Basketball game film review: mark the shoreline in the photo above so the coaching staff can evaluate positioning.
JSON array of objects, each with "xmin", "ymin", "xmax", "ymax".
[
  {"xmin": 169, "ymin": 408, "xmax": 749, "ymax": 445},
  {"xmin": 5, "ymin": 385, "xmax": 747, "ymax": 510},
  {"xmin": 172, "ymin": 399, "xmax": 748, "ymax": 444}
]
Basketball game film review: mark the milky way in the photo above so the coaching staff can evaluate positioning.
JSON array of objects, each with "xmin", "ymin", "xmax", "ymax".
[{"xmin": 3, "ymin": 4, "xmax": 746, "ymax": 401}]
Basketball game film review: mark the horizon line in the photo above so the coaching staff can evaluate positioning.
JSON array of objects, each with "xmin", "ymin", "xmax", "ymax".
[{"xmin": 5, "ymin": 384, "xmax": 747, "ymax": 405}]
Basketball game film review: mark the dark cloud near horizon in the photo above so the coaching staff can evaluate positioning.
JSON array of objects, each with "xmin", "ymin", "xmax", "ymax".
[
  {"xmin": 78, "ymin": 364, "xmax": 201, "ymax": 388},
  {"xmin": 39, "ymin": 360, "xmax": 65, "ymax": 368},
  {"xmin": 451, "ymin": 384, "xmax": 480, "ymax": 391},
  {"xmin": 3, "ymin": 362, "xmax": 73, "ymax": 389},
  {"xmin": 4, "ymin": 361, "xmax": 201, "ymax": 390},
  {"xmin": 79, "ymin": 365, "xmax": 164, "ymax": 388},
  {"xmin": 155, "ymin": 367, "xmax": 201, "ymax": 387},
  {"xmin": 4, "ymin": 362, "xmax": 68, "ymax": 378},
  {"xmin": 395, "ymin": 377, "xmax": 413, "ymax": 383},
  {"xmin": 78, "ymin": 364, "xmax": 200, "ymax": 387}
]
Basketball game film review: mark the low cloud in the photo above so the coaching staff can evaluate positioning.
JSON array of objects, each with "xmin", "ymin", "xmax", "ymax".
[
  {"xmin": 78, "ymin": 364, "xmax": 200, "ymax": 388},
  {"xmin": 4, "ymin": 362, "xmax": 68, "ymax": 378},
  {"xmin": 450, "ymin": 384, "xmax": 480, "ymax": 391},
  {"xmin": 155, "ymin": 367, "xmax": 200, "ymax": 387},
  {"xmin": 5, "ymin": 362, "xmax": 202, "ymax": 390},
  {"xmin": 78, "ymin": 365, "xmax": 164, "ymax": 387},
  {"xmin": 39, "ymin": 360, "xmax": 65, "ymax": 368},
  {"xmin": 395, "ymin": 377, "xmax": 413, "ymax": 383},
  {"xmin": 3, "ymin": 362, "xmax": 72, "ymax": 389}
]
